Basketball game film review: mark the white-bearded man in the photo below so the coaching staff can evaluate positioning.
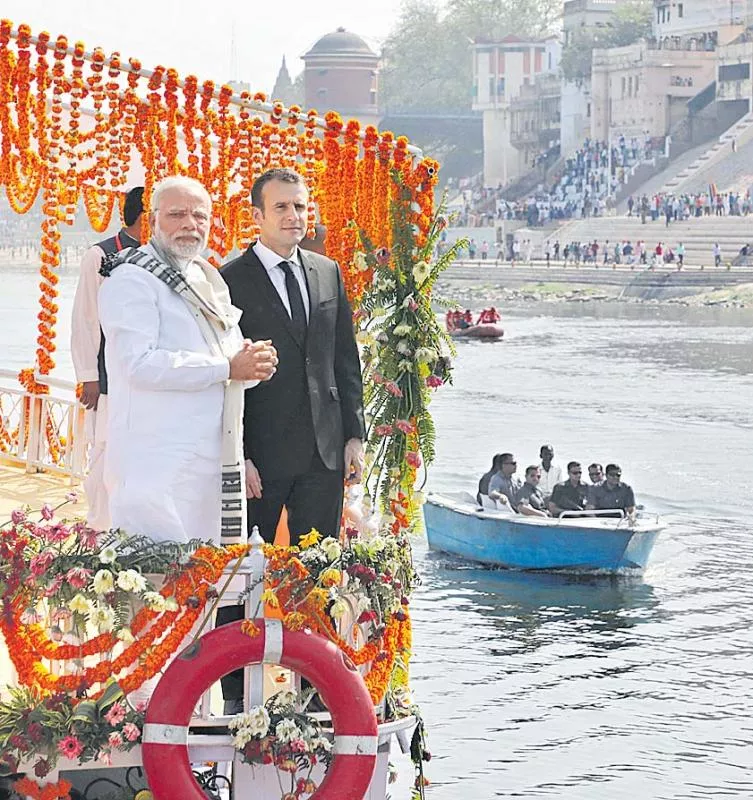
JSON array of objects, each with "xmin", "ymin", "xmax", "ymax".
[{"xmin": 98, "ymin": 176, "xmax": 278, "ymax": 545}]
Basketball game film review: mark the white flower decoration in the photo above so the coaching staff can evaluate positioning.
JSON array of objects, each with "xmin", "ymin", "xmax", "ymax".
[
  {"xmin": 68, "ymin": 593, "xmax": 92, "ymax": 615},
  {"xmin": 320, "ymin": 537, "xmax": 342, "ymax": 561},
  {"xmin": 275, "ymin": 718, "xmax": 302, "ymax": 743},
  {"xmin": 91, "ymin": 604, "xmax": 115, "ymax": 632},
  {"xmin": 98, "ymin": 546, "xmax": 118, "ymax": 565},
  {"xmin": 92, "ymin": 569, "xmax": 114, "ymax": 595},
  {"xmin": 412, "ymin": 260, "xmax": 431, "ymax": 285},
  {"xmin": 116, "ymin": 569, "xmax": 147, "ymax": 594}
]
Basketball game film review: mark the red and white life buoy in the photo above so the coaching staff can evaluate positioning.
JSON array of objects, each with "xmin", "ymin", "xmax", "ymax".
[{"xmin": 141, "ymin": 618, "xmax": 378, "ymax": 800}]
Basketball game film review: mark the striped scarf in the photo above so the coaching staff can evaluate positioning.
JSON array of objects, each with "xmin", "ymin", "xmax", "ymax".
[{"xmin": 111, "ymin": 242, "xmax": 246, "ymax": 545}]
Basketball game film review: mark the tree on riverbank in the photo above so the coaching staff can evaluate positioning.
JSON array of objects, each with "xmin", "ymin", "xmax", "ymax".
[{"xmin": 380, "ymin": 0, "xmax": 560, "ymax": 113}]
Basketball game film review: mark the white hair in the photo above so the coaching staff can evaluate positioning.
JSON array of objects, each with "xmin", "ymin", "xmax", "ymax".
[{"xmin": 151, "ymin": 175, "xmax": 212, "ymax": 213}]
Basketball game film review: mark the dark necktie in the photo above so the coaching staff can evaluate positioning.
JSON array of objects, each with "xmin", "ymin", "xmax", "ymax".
[{"xmin": 279, "ymin": 260, "xmax": 307, "ymax": 342}]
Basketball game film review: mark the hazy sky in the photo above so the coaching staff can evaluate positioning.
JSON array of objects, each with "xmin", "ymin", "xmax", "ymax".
[{"xmin": 2, "ymin": 0, "xmax": 405, "ymax": 94}]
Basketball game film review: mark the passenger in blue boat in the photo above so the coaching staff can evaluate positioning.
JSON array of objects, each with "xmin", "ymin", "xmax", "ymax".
[
  {"xmin": 515, "ymin": 466, "xmax": 549, "ymax": 517},
  {"xmin": 588, "ymin": 464, "xmax": 636, "ymax": 517},
  {"xmin": 587, "ymin": 462, "xmax": 604, "ymax": 504},
  {"xmin": 477, "ymin": 453, "xmax": 505, "ymax": 505},
  {"xmin": 488, "ymin": 453, "xmax": 523, "ymax": 508},
  {"xmin": 548, "ymin": 461, "xmax": 590, "ymax": 517},
  {"xmin": 538, "ymin": 444, "xmax": 564, "ymax": 499}
]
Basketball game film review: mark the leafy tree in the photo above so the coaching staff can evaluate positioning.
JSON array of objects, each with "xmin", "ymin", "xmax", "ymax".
[
  {"xmin": 380, "ymin": 0, "xmax": 561, "ymax": 113},
  {"xmin": 560, "ymin": 0, "xmax": 653, "ymax": 85},
  {"xmin": 380, "ymin": 0, "xmax": 472, "ymax": 113}
]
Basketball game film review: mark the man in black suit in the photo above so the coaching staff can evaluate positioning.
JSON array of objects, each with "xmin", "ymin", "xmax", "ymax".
[{"xmin": 221, "ymin": 168, "xmax": 365, "ymax": 545}]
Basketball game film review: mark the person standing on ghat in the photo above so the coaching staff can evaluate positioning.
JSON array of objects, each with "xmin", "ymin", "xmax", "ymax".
[{"xmin": 71, "ymin": 186, "xmax": 144, "ymax": 531}]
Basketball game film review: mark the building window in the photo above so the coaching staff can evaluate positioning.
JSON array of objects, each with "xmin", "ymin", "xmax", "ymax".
[
  {"xmin": 635, "ymin": 75, "xmax": 640, "ymax": 95},
  {"xmin": 489, "ymin": 76, "xmax": 496, "ymax": 97},
  {"xmin": 498, "ymin": 77, "xmax": 505, "ymax": 96},
  {"xmin": 628, "ymin": 76, "xmax": 633, "ymax": 97},
  {"xmin": 318, "ymin": 69, "xmax": 328, "ymax": 76},
  {"xmin": 369, "ymin": 89, "xmax": 377, "ymax": 104},
  {"xmin": 678, "ymin": 3, "xmax": 683, "ymax": 17},
  {"xmin": 622, "ymin": 76, "xmax": 626, "ymax": 97},
  {"xmin": 317, "ymin": 88, "xmax": 327, "ymax": 99},
  {"xmin": 587, "ymin": 102, "xmax": 591, "ymax": 117}
]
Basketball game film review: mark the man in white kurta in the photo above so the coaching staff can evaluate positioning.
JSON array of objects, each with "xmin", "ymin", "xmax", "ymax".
[
  {"xmin": 70, "ymin": 187, "xmax": 144, "ymax": 530},
  {"xmin": 98, "ymin": 177, "xmax": 277, "ymax": 544}
]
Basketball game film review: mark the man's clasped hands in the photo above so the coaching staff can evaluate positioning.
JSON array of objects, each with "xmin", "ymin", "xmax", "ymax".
[{"xmin": 229, "ymin": 339, "xmax": 278, "ymax": 382}]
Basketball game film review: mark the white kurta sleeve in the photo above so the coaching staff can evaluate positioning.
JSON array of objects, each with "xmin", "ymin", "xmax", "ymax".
[
  {"xmin": 99, "ymin": 268, "xmax": 230, "ymax": 391},
  {"xmin": 71, "ymin": 246, "xmax": 105, "ymax": 383}
]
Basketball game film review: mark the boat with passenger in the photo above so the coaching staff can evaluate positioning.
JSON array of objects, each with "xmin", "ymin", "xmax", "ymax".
[
  {"xmin": 446, "ymin": 308, "xmax": 504, "ymax": 340},
  {"xmin": 423, "ymin": 491, "xmax": 664, "ymax": 571}
]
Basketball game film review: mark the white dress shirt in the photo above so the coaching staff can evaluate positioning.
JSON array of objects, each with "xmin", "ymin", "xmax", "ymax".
[
  {"xmin": 253, "ymin": 240, "xmax": 310, "ymax": 321},
  {"xmin": 539, "ymin": 461, "xmax": 564, "ymax": 496}
]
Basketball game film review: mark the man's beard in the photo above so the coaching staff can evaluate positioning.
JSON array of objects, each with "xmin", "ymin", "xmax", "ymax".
[{"xmin": 153, "ymin": 228, "xmax": 206, "ymax": 262}]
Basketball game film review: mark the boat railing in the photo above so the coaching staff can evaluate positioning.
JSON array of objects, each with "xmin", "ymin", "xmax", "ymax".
[
  {"xmin": 0, "ymin": 369, "xmax": 87, "ymax": 480},
  {"xmin": 557, "ymin": 509, "xmax": 626, "ymax": 524}
]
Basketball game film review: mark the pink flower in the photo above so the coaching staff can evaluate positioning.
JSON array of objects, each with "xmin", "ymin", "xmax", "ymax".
[
  {"xmin": 104, "ymin": 702, "xmax": 127, "ymax": 726},
  {"xmin": 375, "ymin": 424, "xmax": 393, "ymax": 436},
  {"xmin": 73, "ymin": 522, "xmax": 99, "ymax": 549},
  {"xmin": 65, "ymin": 567, "xmax": 92, "ymax": 589},
  {"xmin": 385, "ymin": 382, "xmax": 403, "ymax": 398},
  {"xmin": 395, "ymin": 419, "xmax": 414, "ymax": 434},
  {"xmin": 375, "ymin": 247, "xmax": 391, "ymax": 266},
  {"xmin": 58, "ymin": 735, "xmax": 84, "ymax": 759},
  {"xmin": 405, "ymin": 451, "xmax": 422, "ymax": 469},
  {"xmin": 40, "ymin": 503, "xmax": 54, "ymax": 521},
  {"xmin": 122, "ymin": 722, "xmax": 141, "ymax": 742},
  {"xmin": 289, "ymin": 738, "xmax": 307, "ymax": 753},
  {"xmin": 65, "ymin": 491, "xmax": 79, "ymax": 503},
  {"xmin": 426, "ymin": 375, "xmax": 443, "ymax": 388},
  {"xmin": 45, "ymin": 523, "xmax": 71, "ymax": 544},
  {"xmin": 98, "ymin": 749, "xmax": 112, "ymax": 766},
  {"xmin": 43, "ymin": 575, "xmax": 64, "ymax": 597},
  {"xmin": 372, "ymin": 372, "xmax": 384, "ymax": 384},
  {"xmin": 108, "ymin": 731, "xmax": 124, "ymax": 748},
  {"xmin": 29, "ymin": 550, "xmax": 55, "ymax": 577},
  {"xmin": 10, "ymin": 509, "xmax": 26, "ymax": 525},
  {"xmin": 135, "ymin": 699, "xmax": 148, "ymax": 713}
]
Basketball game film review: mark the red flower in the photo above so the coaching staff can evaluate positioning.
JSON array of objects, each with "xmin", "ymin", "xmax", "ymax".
[
  {"xmin": 375, "ymin": 424, "xmax": 393, "ymax": 436},
  {"xmin": 395, "ymin": 419, "xmax": 414, "ymax": 434},
  {"xmin": 426, "ymin": 375, "xmax": 443, "ymax": 388}
]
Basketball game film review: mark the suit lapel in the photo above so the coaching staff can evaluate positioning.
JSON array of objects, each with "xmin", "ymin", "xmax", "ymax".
[{"xmin": 244, "ymin": 246, "xmax": 305, "ymax": 351}]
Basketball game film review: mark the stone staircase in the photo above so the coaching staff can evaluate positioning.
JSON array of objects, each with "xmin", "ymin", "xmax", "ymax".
[
  {"xmin": 548, "ymin": 215, "xmax": 751, "ymax": 267},
  {"xmin": 660, "ymin": 111, "xmax": 753, "ymax": 193}
]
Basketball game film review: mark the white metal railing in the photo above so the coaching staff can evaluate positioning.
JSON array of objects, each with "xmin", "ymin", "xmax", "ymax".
[{"xmin": 0, "ymin": 369, "xmax": 87, "ymax": 479}]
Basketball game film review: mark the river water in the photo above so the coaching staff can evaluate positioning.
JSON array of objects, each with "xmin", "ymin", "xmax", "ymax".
[{"xmin": 2, "ymin": 270, "xmax": 753, "ymax": 798}]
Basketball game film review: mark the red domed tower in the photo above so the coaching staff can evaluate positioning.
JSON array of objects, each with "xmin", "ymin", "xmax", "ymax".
[{"xmin": 302, "ymin": 27, "xmax": 380, "ymax": 126}]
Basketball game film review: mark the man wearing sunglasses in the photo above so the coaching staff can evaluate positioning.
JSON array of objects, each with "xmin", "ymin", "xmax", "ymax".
[
  {"xmin": 589, "ymin": 464, "xmax": 636, "ymax": 517},
  {"xmin": 488, "ymin": 453, "xmax": 522, "ymax": 509},
  {"xmin": 548, "ymin": 461, "xmax": 589, "ymax": 517}
]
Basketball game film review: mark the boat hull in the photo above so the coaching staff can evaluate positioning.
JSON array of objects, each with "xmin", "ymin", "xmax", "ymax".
[
  {"xmin": 448, "ymin": 323, "xmax": 504, "ymax": 339},
  {"xmin": 424, "ymin": 494, "xmax": 662, "ymax": 571}
]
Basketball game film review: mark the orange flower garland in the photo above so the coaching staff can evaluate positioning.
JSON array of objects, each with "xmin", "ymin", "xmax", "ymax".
[{"xmin": 13, "ymin": 777, "xmax": 72, "ymax": 800}]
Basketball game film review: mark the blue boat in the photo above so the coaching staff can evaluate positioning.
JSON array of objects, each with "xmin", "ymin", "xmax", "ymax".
[{"xmin": 424, "ymin": 492, "xmax": 664, "ymax": 572}]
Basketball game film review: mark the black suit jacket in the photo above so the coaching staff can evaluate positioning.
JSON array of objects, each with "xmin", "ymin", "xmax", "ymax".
[{"xmin": 221, "ymin": 245, "xmax": 365, "ymax": 481}]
